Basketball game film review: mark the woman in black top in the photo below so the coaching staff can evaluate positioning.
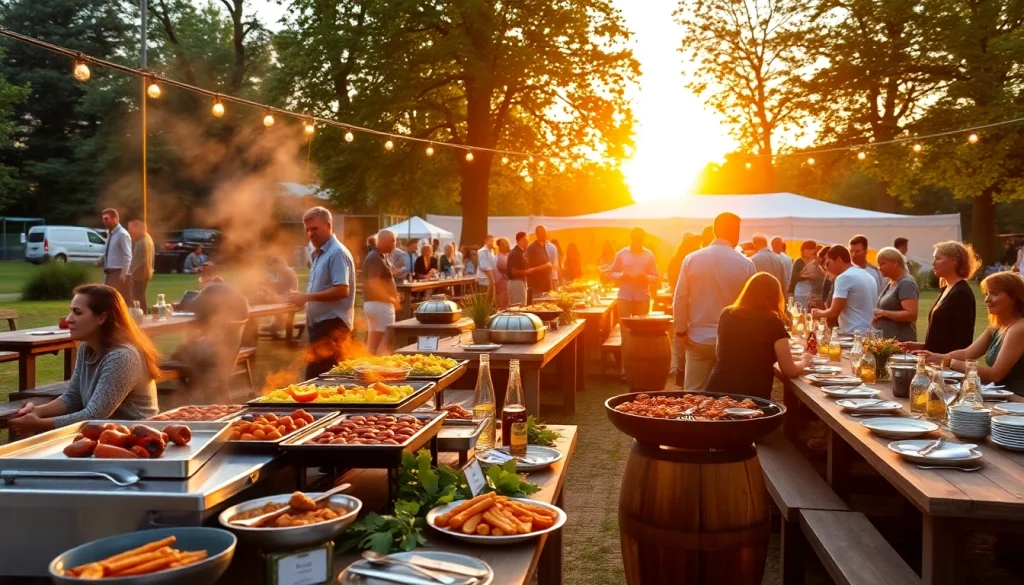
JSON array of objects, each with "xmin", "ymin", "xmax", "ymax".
[
  {"xmin": 707, "ymin": 273, "xmax": 815, "ymax": 400},
  {"xmin": 903, "ymin": 241, "xmax": 980, "ymax": 354},
  {"xmin": 414, "ymin": 245, "xmax": 439, "ymax": 280}
]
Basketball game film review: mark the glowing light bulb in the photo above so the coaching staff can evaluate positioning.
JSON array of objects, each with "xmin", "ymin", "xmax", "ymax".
[
  {"xmin": 501, "ymin": 156, "xmax": 509, "ymax": 165},
  {"xmin": 304, "ymin": 122, "xmax": 315, "ymax": 136},
  {"xmin": 263, "ymin": 113, "xmax": 275, "ymax": 127},
  {"xmin": 968, "ymin": 133, "xmax": 979, "ymax": 144},
  {"xmin": 73, "ymin": 60, "xmax": 90, "ymax": 82},
  {"xmin": 146, "ymin": 82, "xmax": 161, "ymax": 99},
  {"xmin": 426, "ymin": 145, "xmax": 434, "ymax": 156},
  {"xmin": 857, "ymin": 151, "xmax": 866, "ymax": 160},
  {"xmin": 465, "ymin": 151, "xmax": 474, "ymax": 162},
  {"xmin": 344, "ymin": 130, "xmax": 354, "ymax": 143},
  {"xmin": 744, "ymin": 161, "xmax": 752, "ymax": 170},
  {"xmin": 384, "ymin": 140, "xmax": 394, "ymax": 151},
  {"xmin": 211, "ymin": 98, "xmax": 225, "ymax": 117},
  {"xmin": 807, "ymin": 157, "xmax": 815, "ymax": 165},
  {"xmin": 912, "ymin": 143, "xmax": 922, "ymax": 153},
  {"xmin": 525, "ymin": 176, "xmax": 533, "ymax": 183}
]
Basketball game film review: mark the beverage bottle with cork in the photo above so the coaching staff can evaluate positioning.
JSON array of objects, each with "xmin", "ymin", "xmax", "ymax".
[
  {"xmin": 502, "ymin": 359, "xmax": 528, "ymax": 456},
  {"xmin": 806, "ymin": 330, "xmax": 818, "ymax": 355},
  {"xmin": 909, "ymin": 355, "xmax": 930, "ymax": 414},
  {"xmin": 926, "ymin": 367, "xmax": 948, "ymax": 422},
  {"xmin": 828, "ymin": 327, "xmax": 842, "ymax": 362},
  {"xmin": 472, "ymin": 354, "xmax": 497, "ymax": 450},
  {"xmin": 817, "ymin": 319, "xmax": 830, "ymax": 357}
]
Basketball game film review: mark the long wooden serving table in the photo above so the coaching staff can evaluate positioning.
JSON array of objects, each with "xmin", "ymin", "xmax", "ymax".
[
  {"xmin": 0, "ymin": 303, "xmax": 298, "ymax": 391},
  {"xmin": 396, "ymin": 276, "xmax": 478, "ymax": 320},
  {"xmin": 397, "ymin": 320, "xmax": 585, "ymax": 417},
  {"xmin": 776, "ymin": 369, "xmax": 1024, "ymax": 585},
  {"xmin": 388, "ymin": 316, "xmax": 476, "ymax": 351}
]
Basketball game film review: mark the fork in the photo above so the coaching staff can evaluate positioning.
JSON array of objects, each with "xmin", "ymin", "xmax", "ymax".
[{"xmin": 680, "ymin": 406, "xmax": 697, "ymax": 421}]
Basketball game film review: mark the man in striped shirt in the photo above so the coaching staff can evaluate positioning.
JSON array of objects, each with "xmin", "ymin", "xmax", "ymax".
[{"xmin": 99, "ymin": 208, "xmax": 133, "ymax": 305}]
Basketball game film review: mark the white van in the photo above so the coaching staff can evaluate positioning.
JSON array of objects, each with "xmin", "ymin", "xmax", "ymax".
[{"xmin": 25, "ymin": 225, "xmax": 107, "ymax": 264}]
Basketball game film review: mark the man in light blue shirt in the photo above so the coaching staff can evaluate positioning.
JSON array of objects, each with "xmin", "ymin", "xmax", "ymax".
[
  {"xmin": 182, "ymin": 247, "xmax": 207, "ymax": 273},
  {"xmin": 98, "ymin": 208, "xmax": 133, "ymax": 305},
  {"xmin": 288, "ymin": 206, "xmax": 356, "ymax": 379},
  {"xmin": 812, "ymin": 245, "xmax": 878, "ymax": 334}
]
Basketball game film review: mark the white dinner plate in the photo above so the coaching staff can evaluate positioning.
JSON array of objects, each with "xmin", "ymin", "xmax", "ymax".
[
  {"xmin": 983, "ymin": 389, "xmax": 1015, "ymax": 399},
  {"xmin": 805, "ymin": 374, "xmax": 865, "ymax": 386},
  {"xmin": 463, "ymin": 344, "xmax": 502, "ymax": 351},
  {"xmin": 339, "ymin": 551, "xmax": 494, "ymax": 585},
  {"xmin": 821, "ymin": 386, "xmax": 881, "ymax": 399},
  {"xmin": 836, "ymin": 398, "xmax": 904, "ymax": 414},
  {"xmin": 888, "ymin": 439, "xmax": 983, "ymax": 466},
  {"xmin": 28, "ymin": 330, "xmax": 62, "ymax": 336},
  {"xmin": 477, "ymin": 445, "xmax": 563, "ymax": 472},
  {"xmin": 993, "ymin": 415, "xmax": 1024, "ymax": 428},
  {"xmin": 811, "ymin": 357, "xmax": 830, "ymax": 365},
  {"xmin": 990, "ymin": 438, "xmax": 1024, "ymax": 452},
  {"xmin": 861, "ymin": 418, "xmax": 939, "ymax": 439},
  {"xmin": 942, "ymin": 370, "xmax": 965, "ymax": 380},
  {"xmin": 426, "ymin": 497, "xmax": 566, "ymax": 545},
  {"xmin": 993, "ymin": 403, "xmax": 1024, "ymax": 416},
  {"xmin": 806, "ymin": 365, "xmax": 843, "ymax": 375}
]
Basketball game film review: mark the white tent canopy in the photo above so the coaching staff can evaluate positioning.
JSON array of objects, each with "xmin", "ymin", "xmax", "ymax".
[
  {"xmin": 386, "ymin": 216, "xmax": 455, "ymax": 246},
  {"xmin": 429, "ymin": 192, "xmax": 961, "ymax": 264}
]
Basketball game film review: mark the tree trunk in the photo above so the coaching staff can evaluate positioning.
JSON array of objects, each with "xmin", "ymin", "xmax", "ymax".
[
  {"xmin": 971, "ymin": 188, "xmax": 997, "ymax": 264},
  {"xmin": 459, "ymin": 154, "xmax": 492, "ymax": 246},
  {"xmin": 875, "ymin": 180, "xmax": 899, "ymax": 213}
]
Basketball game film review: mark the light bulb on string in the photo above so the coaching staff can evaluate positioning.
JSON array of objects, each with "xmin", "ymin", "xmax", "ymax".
[
  {"xmin": 912, "ymin": 143, "xmax": 922, "ymax": 153},
  {"xmin": 384, "ymin": 140, "xmax": 394, "ymax": 151},
  {"xmin": 304, "ymin": 121, "xmax": 315, "ymax": 136},
  {"xmin": 744, "ymin": 161, "xmax": 752, "ymax": 170},
  {"xmin": 501, "ymin": 156, "xmax": 509, "ymax": 165},
  {"xmin": 73, "ymin": 59, "xmax": 90, "ymax": 82},
  {"xmin": 807, "ymin": 157, "xmax": 815, "ymax": 165},
  {"xmin": 525, "ymin": 176, "xmax": 533, "ymax": 183},
  {"xmin": 344, "ymin": 130, "xmax": 354, "ymax": 143},
  {"xmin": 968, "ymin": 133, "xmax": 979, "ymax": 144},
  {"xmin": 465, "ymin": 151, "xmax": 474, "ymax": 162},
  {"xmin": 146, "ymin": 80, "xmax": 161, "ymax": 99},
  {"xmin": 263, "ymin": 112, "xmax": 275, "ymax": 127},
  {"xmin": 211, "ymin": 97, "xmax": 225, "ymax": 117},
  {"xmin": 425, "ymin": 145, "xmax": 435, "ymax": 156},
  {"xmin": 857, "ymin": 151, "xmax": 867, "ymax": 160}
]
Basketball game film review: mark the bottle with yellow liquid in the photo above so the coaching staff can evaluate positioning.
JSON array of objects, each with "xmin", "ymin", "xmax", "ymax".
[
  {"xmin": 828, "ymin": 327, "xmax": 842, "ymax": 363},
  {"xmin": 909, "ymin": 355, "xmax": 930, "ymax": 414},
  {"xmin": 472, "ymin": 354, "xmax": 497, "ymax": 450},
  {"xmin": 859, "ymin": 350, "xmax": 877, "ymax": 384},
  {"xmin": 817, "ymin": 321, "xmax": 831, "ymax": 358},
  {"xmin": 926, "ymin": 368, "xmax": 948, "ymax": 422}
]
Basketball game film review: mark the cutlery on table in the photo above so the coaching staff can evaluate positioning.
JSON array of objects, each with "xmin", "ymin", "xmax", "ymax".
[
  {"xmin": 483, "ymin": 449, "xmax": 539, "ymax": 464},
  {"xmin": 915, "ymin": 465, "xmax": 982, "ymax": 472},
  {"xmin": 347, "ymin": 566, "xmax": 477, "ymax": 585},
  {"xmin": 916, "ymin": 438, "xmax": 945, "ymax": 457},
  {"xmin": 363, "ymin": 551, "xmax": 455, "ymax": 584},
  {"xmin": 406, "ymin": 556, "xmax": 489, "ymax": 579}
]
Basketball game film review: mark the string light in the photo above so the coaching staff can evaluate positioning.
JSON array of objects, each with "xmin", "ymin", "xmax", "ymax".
[
  {"xmin": 807, "ymin": 157, "xmax": 815, "ymax": 165},
  {"xmin": 211, "ymin": 97, "xmax": 225, "ymax": 117},
  {"xmin": 744, "ymin": 161, "xmax": 752, "ymax": 170},
  {"xmin": 912, "ymin": 143, "xmax": 922, "ymax": 153},
  {"xmin": 73, "ymin": 59, "xmax": 90, "ymax": 82},
  {"xmin": 465, "ymin": 151, "xmax": 474, "ymax": 162},
  {"xmin": 425, "ymin": 145, "xmax": 434, "ymax": 156},
  {"xmin": 968, "ymin": 133, "xmax": 979, "ymax": 144},
  {"xmin": 857, "ymin": 151, "xmax": 866, "ymax": 160},
  {"xmin": 263, "ymin": 112, "xmax": 275, "ymax": 127},
  {"xmin": 304, "ymin": 121, "xmax": 315, "ymax": 136},
  {"xmin": 525, "ymin": 176, "xmax": 533, "ymax": 183},
  {"xmin": 384, "ymin": 140, "xmax": 394, "ymax": 151},
  {"xmin": 344, "ymin": 130, "xmax": 354, "ymax": 143},
  {"xmin": 146, "ymin": 80, "xmax": 161, "ymax": 99},
  {"xmin": 501, "ymin": 156, "xmax": 509, "ymax": 165}
]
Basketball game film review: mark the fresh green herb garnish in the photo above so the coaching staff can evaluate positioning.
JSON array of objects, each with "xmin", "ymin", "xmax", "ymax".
[
  {"xmin": 340, "ymin": 500, "xmax": 426, "ymax": 554},
  {"xmin": 397, "ymin": 449, "xmax": 471, "ymax": 510},
  {"xmin": 484, "ymin": 459, "xmax": 541, "ymax": 497},
  {"xmin": 527, "ymin": 415, "xmax": 561, "ymax": 446}
]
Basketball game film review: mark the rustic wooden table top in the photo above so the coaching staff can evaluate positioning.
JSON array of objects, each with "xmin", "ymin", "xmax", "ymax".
[
  {"xmin": 397, "ymin": 277, "xmax": 477, "ymax": 292},
  {"xmin": 779, "ymin": 369, "xmax": 1024, "ymax": 520},
  {"xmin": 333, "ymin": 424, "xmax": 578, "ymax": 585},
  {"xmin": 389, "ymin": 316, "xmax": 475, "ymax": 331},
  {"xmin": 397, "ymin": 320, "xmax": 585, "ymax": 367}
]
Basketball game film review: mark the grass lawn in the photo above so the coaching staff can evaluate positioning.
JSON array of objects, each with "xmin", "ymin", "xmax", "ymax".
[{"xmin": 917, "ymin": 280, "xmax": 989, "ymax": 342}]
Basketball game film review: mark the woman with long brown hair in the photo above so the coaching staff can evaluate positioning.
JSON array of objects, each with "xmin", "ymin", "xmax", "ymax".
[
  {"xmin": 918, "ymin": 271, "xmax": 1024, "ymax": 395},
  {"xmin": 706, "ymin": 273, "xmax": 815, "ymax": 399},
  {"xmin": 10, "ymin": 285, "xmax": 160, "ymax": 432}
]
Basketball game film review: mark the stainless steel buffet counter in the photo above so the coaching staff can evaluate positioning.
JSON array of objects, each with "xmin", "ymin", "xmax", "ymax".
[{"xmin": 0, "ymin": 451, "xmax": 287, "ymax": 576}]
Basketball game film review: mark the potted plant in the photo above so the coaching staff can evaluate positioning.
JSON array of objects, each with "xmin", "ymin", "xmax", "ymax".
[{"xmin": 462, "ymin": 292, "xmax": 498, "ymax": 344}]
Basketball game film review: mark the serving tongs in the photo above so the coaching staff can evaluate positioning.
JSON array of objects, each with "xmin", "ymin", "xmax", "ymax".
[
  {"xmin": 232, "ymin": 482, "xmax": 351, "ymax": 527},
  {"xmin": 0, "ymin": 469, "xmax": 140, "ymax": 487}
]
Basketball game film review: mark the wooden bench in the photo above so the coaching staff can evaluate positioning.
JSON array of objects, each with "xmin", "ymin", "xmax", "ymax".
[
  {"xmin": 9, "ymin": 381, "xmax": 69, "ymax": 401},
  {"xmin": 0, "ymin": 308, "xmax": 18, "ymax": 365},
  {"xmin": 800, "ymin": 510, "xmax": 921, "ymax": 584},
  {"xmin": 600, "ymin": 324, "xmax": 621, "ymax": 373}
]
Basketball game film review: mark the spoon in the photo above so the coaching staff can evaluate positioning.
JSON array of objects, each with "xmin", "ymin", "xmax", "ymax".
[
  {"xmin": 0, "ymin": 469, "xmax": 140, "ymax": 487},
  {"xmin": 724, "ymin": 408, "xmax": 762, "ymax": 419},
  {"xmin": 233, "ymin": 482, "xmax": 351, "ymax": 528},
  {"xmin": 915, "ymin": 465, "xmax": 982, "ymax": 472},
  {"xmin": 362, "ymin": 551, "xmax": 458, "ymax": 584},
  {"xmin": 483, "ymin": 449, "xmax": 538, "ymax": 464}
]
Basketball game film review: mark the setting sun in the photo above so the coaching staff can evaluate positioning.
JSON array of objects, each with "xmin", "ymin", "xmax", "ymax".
[{"xmin": 616, "ymin": 0, "xmax": 735, "ymax": 203}]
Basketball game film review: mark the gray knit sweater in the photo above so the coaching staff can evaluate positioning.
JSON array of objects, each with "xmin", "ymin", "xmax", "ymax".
[{"xmin": 55, "ymin": 343, "xmax": 158, "ymax": 427}]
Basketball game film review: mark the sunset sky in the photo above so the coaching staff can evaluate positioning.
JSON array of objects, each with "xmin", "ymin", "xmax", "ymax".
[{"xmin": 252, "ymin": 0, "xmax": 734, "ymax": 203}]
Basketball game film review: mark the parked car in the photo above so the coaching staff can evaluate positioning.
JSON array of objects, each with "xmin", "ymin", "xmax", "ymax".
[
  {"xmin": 24, "ymin": 225, "xmax": 107, "ymax": 264},
  {"xmin": 155, "ymin": 229, "xmax": 221, "ymax": 273}
]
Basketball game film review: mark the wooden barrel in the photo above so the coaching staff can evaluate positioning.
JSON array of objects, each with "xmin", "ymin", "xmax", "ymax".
[
  {"xmin": 622, "ymin": 320, "xmax": 672, "ymax": 392},
  {"xmin": 619, "ymin": 442, "xmax": 770, "ymax": 585}
]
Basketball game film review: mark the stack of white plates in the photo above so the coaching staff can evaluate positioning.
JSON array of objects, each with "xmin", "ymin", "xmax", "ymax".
[
  {"xmin": 991, "ymin": 415, "xmax": 1024, "ymax": 451},
  {"xmin": 948, "ymin": 406, "xmax": 991, "ymax": 439},
  {"xmin": 993, "ymin": 402, "xmax": 1024, "ymax": 416}
]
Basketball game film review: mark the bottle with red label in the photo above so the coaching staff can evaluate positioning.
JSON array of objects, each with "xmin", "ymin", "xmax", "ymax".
[{"xmin": 806, "ymin": 330, "xmax": 818, "ymax": 355}]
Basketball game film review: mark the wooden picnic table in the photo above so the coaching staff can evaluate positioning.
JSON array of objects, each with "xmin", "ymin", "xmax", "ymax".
[
  {"xmin": 388, "ymin": 316, "xmax": 475, "ymax": 351},
  {"xmin": 333, "ymin": 424, "xmax": 578, "ymax": 585},
  {"xmin": 396, "ymin": 276, "xmax": 477, "ymax": 320},
  {"xmin": 776, "ymin": 368, "xmax": 1024, "ymax": 585},
  {"xmin": 574, "ymin": 298, "xmax": 618, "ymax": 363},
  {"xmin": 0, "ymin": 303, "xmax": 297, "ymax": 391},
  {"xmin": 397, "ymin": 320, "xmax": 585, "ymax": 417}
]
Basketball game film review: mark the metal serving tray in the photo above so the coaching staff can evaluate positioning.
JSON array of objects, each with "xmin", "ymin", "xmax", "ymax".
[
  {"xmin": 318, "ymin": 359, "xmax": 470, "ymax": 381},
  {"xmin": 246, "ymin": 380, "xmax": 437, "ymax": 413},
  {"xmin": 437, "ymin": 418, "xmax": 486, "ymax": 452},
  {"xmin": 280, "ymin": 412, "xmax": 446, "ymax": 468},
  {"xmin": 221, "ymin": 408, "xmax": 339, "ymax": 453},
  {"xmin": 148, "ymin": 404, "xmax": 246, "ymax": 422},
  {"xmin": 0, "ymin": 420, "xmax": 231, "ymax": 479}
]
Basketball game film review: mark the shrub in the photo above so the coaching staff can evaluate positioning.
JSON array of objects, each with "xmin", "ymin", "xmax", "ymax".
[
  {"xmin": 913, "ymin": 266, "xmax": 939, "ymax": 291},
  {"xmin": 22, "ymin": 262, "xmax": 95, "ymax": 301}
]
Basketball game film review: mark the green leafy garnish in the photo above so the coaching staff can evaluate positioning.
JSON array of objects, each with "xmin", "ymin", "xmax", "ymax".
[
  {"xmin": 340, "ymin": 501, "xmax": 426, "ymax": 554},
  {"xmin": 527, "ymin": 415, "xmax": 561, "ymax": 446},
  {"xmin": 484, "ymin": 459, "xmax": 541, "ymax": 497},
  {"xmin": 397, "ymin": 449, "xmax": 471, "ymax": 510}
]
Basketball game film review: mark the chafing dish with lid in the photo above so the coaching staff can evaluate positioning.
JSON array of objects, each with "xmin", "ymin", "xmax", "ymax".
[
  {"xmin": 487, "ymin": 312, "xmax": 546, "ymax": 344},
  {"xmin": 415, "ymin": 295, "xmax": 463, "ymax": 324}
]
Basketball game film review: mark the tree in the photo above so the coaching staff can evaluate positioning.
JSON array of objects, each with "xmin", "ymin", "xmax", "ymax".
[
  {"xmin": 676, "ymin": 0, "xmax": 817, "ymax": 190},
  {"xmin": 270, "ymin": 0, "xmax": 639, "ymax": 245},
  {"xmin": 0, "ymin": 54, "xmax": 30, "ymax": 210}
]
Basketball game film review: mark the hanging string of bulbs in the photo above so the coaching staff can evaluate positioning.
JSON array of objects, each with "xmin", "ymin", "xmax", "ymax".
[{"xmin": 4, "ymin": 27, "xmax": 537, "ymax": 166}]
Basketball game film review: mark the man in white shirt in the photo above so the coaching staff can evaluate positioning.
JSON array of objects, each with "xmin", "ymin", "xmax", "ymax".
[
  {"xmin": 477, "ymin": 235, "xmax": 497, "ymax": 292},
  {"xmin": 674, "ymin": 212, "xmax": 756, "ymax": 390},
  {"xmin": 771, "ymin": 237, "xmax": 793, "ymax": 286},
  {"xmin": 812, "ymin": 245, "xmax": 878, "ymax": 334},
  {"xmin": 393, "ymin": 239, "xmax": 419, "ymax": 281},
  {"xmin": 98, "ymin": 207, "xmax": 133, "ymax": 305},
  {"xmin": 849, "ymin": 234, "xmax": 884, "ymax": 292},
  {"xmin": 751, "ymin": 234, "xmax": 790, "ymax": 290}
]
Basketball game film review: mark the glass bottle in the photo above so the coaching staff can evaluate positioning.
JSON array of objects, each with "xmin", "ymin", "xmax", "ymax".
[
  {"xmin": 502, "ymin": 359, "xmax": 528, "ymax": 456},
  {"xmin": 926, "ymin": 368, "xmax": 948, "ymax": 423},
  {"xmin": 859, "ymin": 350, "xmax": 877, "ymax": 384},
  {"xmin": 849, "ymin": 337, "xmax": 864, "ymax": 377},
  {"xmin": 955, "ymin": 360, "xmax": 985, "ymax": 409},
  {"xmin": 817, "ymin": 320, "xmax": 830, "ymax": 357},
  {"xmin": 910, "ymin": 355, "xmax": 931, "ymax": 414},
  {"xmin": 828, "ymin": 327, "xmax": 842, "ymax": 363},
  {"xmin": 806, "ymin": 330, "xmax": 818, "ymax": 355},
  {"xmin": 130, "ymin": 300, "xmax": 144, "ymax": 325},
  {"xmin": 472, "ymin": 354, "xmax": 497, "ymax": 450}
]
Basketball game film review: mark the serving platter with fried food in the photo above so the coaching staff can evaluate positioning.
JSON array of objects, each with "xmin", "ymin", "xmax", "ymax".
[{"xmin": 426, "ymin": 492, "xmax": 566, "ymax": 544}]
